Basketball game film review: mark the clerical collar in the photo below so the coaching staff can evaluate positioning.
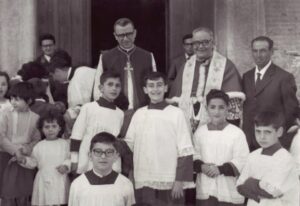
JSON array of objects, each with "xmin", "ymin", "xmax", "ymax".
[
  {"xmin": 196, "ymin": 56, "xmax": 211, "ymax": 65},
  {"xmin": 62, "ymin": 67, "xmax": 72, "ymax": 84},
  {"xmin": 261, "ymin": 142, "xmax": 282, "ymax": 156},
  {"xmin": 148, "ymin": 101, "xmax": 168, "ymax": 110},
  {"xmin": 85, "ymin": 170, "xmax": 118, "ymax": 185},
  {"xmin": 118, "ymin": 46, "xmax": 136, "ymax": 55},
  {"xmin": 97, "ymin": 97, "xmax": 116, "ymax": 110}
]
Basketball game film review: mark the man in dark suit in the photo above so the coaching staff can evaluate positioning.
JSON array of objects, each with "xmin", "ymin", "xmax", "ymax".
[
  {"xmin": 167, "ymin": 34, "xmax": 194, "ymax": 85},
  {"xmin": 242, "ymin": 36, "xmax": 299, "ymax": 151}
]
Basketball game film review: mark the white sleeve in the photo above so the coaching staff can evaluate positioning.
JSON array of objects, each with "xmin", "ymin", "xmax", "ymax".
[
  {"xmin": 176, "ymin": 110, "xmax": 194, "ymax": 157},
  {"xmin": 193, "ymin": 130, "xmax": 202, "ymax": 161},
  {"xmin": 125, "ymin": 181, "xmax": 136, "ymax": 206},
  {"xmin": 236, "ymin": 157, "xmax": 251, "ymax": 186},
  {"xmin": 70, "ymin": 105, "xmax": 88, "ymax": 163},
  {"xmin": 68, "ymin": 181, "xmax": 80, "ymax": 206},
  {"xmin": 230, "ymin": 130, "xmax": 250, "ymax": 172},
  {"xmin": 124, "ymin": 112, "xmax": 138, "ymax": 151},
  {"xmin": 259, "ymin": 154, "xmax": 298, "ymax": 197},
  {"xmin": 290, "ymin": 130, "xmax": 300, "ymax": 175}
]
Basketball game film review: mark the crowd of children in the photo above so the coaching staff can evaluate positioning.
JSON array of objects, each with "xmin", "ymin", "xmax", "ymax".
[{"xmin": 0, "ymin": 70, "xmax": 299, "ymax": 206}]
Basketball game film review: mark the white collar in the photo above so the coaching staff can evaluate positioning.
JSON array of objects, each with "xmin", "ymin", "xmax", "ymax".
[
  {"xmin": 44, "ymin": 55, "xmax": 51, "ymax": 62},
  {"xmin": 185, "ymin": 53, "xmax": 191, "ymax": 60},
  {"xmin": 255, "ymin": 60, "xmax": 272, "ymax": 80},
  {"xmin": 64, "ymin": 67, "xmax": 72, "ymax": 83}
]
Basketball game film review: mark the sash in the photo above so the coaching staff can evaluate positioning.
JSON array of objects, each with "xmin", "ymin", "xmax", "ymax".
[{"xmin": 177, "ymin": 51, "xmax": 227, "ymax": 125}]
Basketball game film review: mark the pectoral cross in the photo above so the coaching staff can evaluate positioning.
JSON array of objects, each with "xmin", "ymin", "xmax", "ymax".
[{"xmin": 124, "ymin": 61, "xmax": 133, "ymax": 71}]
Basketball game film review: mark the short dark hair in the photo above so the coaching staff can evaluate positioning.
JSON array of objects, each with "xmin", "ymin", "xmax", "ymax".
[
  {"xmin": 206, "ymin": 89, "xmax": 229, "ymax": 105},
  {"xmin": 17, "ymin": 61, "xmax": 48, "ymax": 81},
  {"xmin": 49, "ymin": 52, "xmax": 72, "ymax": 73},
  {"xmin": 39, "ymin": 33, "xmax": 55, "ymax": 46},
  {"xmin": 100, "ymin": 71, "xmax": 121, "ymax": 85},
  {"xmin": 37, "ymin": 109, "xmax": 66, "ymax": 139},
  {"xmin": 90, "ymin": 132, "xmax": 119, "ymax": 152},
  {"xmin": 182, "ymin": 34, "xmax": 193, "ymax": 43},
  {"xmin": 8, "ymin": 82, "xmax": 35, "ymax": 105},
  {"xmin": 143, "ymin": 71, "xmax": 167, "ymax": 87},
  {"xmin": 114, "ymin": 18, "xmax": 135, "ymax": 31},
  {"xmin": 251, "ymin": 36, "xmax": 274, "ymax": 50},
  {"xmin": 254, "ymin": 111, "xmax": 284, "ymax": 129},
  {"xmin": 0, "ymin": 71, "xmax": 10, "ymax": 98}
]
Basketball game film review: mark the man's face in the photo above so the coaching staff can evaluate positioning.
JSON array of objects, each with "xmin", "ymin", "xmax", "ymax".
[
  {"xmin": 41, "ymin": 39, "xmax": 56, "ymax": 56},
  {"xmin": 183, "ymin": 38, "xmax": 194, "ymax": 56},
  {"xmin": 114, "ymin": 24, "xmax": 136, "ymax": 50},
  {"xmin": 255, "ymin": 125, "xmax": 282, "ymax": 148},
  {"xmin": 252, "ymin": 40, "xmax": 273, "ymax": 69},
  {"xmin": 192, "ymin": 30, "xmax": 214, "ymax": 61}
]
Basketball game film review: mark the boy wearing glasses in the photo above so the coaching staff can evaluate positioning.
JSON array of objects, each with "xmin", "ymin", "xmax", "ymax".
[
  {"xmin": 94, "ymin": 17, "xmax": 157, "ymax": 110},
  {"xmin": 69, "ymin": 132, "xmax": 135, "ymax": 206},
  {"xmin": 125, "ymin": 72, "xmax": 194, "ymax": 205},
  {"xmin": 70, "ymin": 72, "xmax": 124, "ymax": 175}
]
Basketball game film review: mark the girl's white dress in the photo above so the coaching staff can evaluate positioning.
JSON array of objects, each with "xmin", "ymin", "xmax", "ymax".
[{"xmin": 22, "ymin": 138, "xmax": 70, "ymax": 205}]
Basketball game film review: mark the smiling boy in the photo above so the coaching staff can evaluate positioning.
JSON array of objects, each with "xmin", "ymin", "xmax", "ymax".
[
  {"xmin": 237, "ymin": 111, "xmax": 299, "ymax": 206},
  {"xmin": 69, "ymin": 132, "xmax": 135, "ymax": 206},
  {"xmin": 125, "ymin": 72, "xmax": 194, "ymax": 205}
]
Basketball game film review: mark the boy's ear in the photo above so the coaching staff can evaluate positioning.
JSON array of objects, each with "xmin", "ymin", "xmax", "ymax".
[
  {"xmin": 98, "ymin": 84, "xmax": 103, "ymax": 93},
  {"xmin": 277, "ymin": 126, "xmax": 284, "ymax": 137},
  {"xmin": 143, "ymin": 86, "xmax": 148, "ymax": 94},
  {"xmin": 163, "ymin": 85, "xmax": 168, "ymax": 93}
]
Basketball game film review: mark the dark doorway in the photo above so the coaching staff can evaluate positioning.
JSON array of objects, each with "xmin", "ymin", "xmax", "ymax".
[{"xmin": 91, "ymin": 0, "xmax": 167, "ymax": 73}]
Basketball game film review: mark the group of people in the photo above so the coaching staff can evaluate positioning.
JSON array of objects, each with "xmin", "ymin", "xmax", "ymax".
[{"xmin": 0, "ymin": 16, "xmax": 299, "ymax": 206}]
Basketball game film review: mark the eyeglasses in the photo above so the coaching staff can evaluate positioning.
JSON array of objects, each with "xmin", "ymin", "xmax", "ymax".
[
  {"xmin": 41, "ymin": 44, "xmax": 54, "ymax": 48},
  {"xmin": 193, "ymin": 39, "xmax": 212, "ymax": 47},
  {"xmin": 92, "ymin": 148, "xmax": 115, "ymax": 158},
  {"xmin": 115, "ymin": 31, "xmax": 135, "ymax": 39}
]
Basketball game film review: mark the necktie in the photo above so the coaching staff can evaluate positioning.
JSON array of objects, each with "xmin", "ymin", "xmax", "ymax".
[{"xmin": 256, "ymin": 72, "xmax": 262, "ymax": 88}]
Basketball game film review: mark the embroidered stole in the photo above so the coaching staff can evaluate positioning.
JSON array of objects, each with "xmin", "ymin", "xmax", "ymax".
[{"xmin": 180, "ymin": 51, "xmax": 227, "ymax": 125}]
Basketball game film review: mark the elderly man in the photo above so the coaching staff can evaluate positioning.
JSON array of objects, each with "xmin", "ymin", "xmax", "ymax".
[
  {"xmin": 168, "ymin": 34, "xmax": 194, "ymax": 85},
  {"xmin": 94, "ymin": 18, "xmax": 156, "ymax": 110},
  {"xmin": 168, "ymin": 27, "xmax": 244, "ymax": 131},
  {"xmin": 243, "ymin": 36, "xmax": 299, "ymax": 151}
]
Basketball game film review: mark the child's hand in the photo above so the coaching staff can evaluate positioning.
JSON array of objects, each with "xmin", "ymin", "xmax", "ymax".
[
  {"xmin": 56, "ymin": 165, "xmax": 69, "ymax": 174},
  {"xmin": 201, "ymin": 163, "xmax": 218, "ymax": 177},
  {"xmin": 206, "ymin": 165, "xmax": 220, "ymax": 178},
  {"xmin": 16, "ymin": 155, "xmax": 26, "ymax": 164},
  {"xmin": 171, "ymin": 181, "xmax": 184, "ymax": 199},
  {"xmin": 20, "ymin": 145, "xmax": 32, "ymax": 155}
]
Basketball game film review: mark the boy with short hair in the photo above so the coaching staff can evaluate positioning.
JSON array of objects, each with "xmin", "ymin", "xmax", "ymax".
[
  {"xmin": 70, "ymin": 72, "xmax": 124, "ymax": 174},
  {"xmin": 237, "ymin": 111, "xmax": 300, "ymax": 206},
  {"xmin": 125, "ymin": 71, "xmax": 194, "ymax": 205},
  {"xmin": 69, "ymin": 132, "xmax": 135, "ymax": 206}
]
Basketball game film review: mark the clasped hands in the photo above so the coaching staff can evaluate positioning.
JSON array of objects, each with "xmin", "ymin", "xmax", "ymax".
[{"xmin": 201, "ymin": 163, "xmax": 220, "ymax": 178}]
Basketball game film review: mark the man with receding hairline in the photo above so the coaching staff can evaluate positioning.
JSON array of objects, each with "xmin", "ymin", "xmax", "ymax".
[
  {"xmin": 168, "ymin": 27, "xmax": 245, "ymax": 132},
  {"xmin": 242, "ymin": 36, "xmax": 299, "ymax": 151},
  {"xmin": 94, "ymin": 18, "xmax": 157, "ymax": 110}
]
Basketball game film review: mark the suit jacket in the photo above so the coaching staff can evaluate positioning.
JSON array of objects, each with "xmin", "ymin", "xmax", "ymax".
[
  {"xmin": 168, "ymin": 54, "xmax": 187, "ymax": 83},
  {"xmin": 242, "ymin": 63, "xmax": 299, "ymax": 151}
]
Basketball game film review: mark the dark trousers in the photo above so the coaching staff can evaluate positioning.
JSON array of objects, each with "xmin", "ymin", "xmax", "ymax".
[
  {"xmin": 196, "ymin": 196, "xmax": 245, "ymax": 206},
  {"xmin": 135, "ymin": 187, "xmax": 185, "ymax": 206}
]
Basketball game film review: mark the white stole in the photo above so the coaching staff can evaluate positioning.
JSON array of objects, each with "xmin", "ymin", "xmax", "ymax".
[{"xmin": 176, "ymin": 51, "xmax": 227, "ymax": 125}]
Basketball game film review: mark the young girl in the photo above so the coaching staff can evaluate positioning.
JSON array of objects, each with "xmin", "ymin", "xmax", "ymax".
[
  {"xmin": 0, "ymin": 71, "xmax": 12, "ymax": 205},
  {"xmin": 0, "ymin": 71, "xmax": 12, "ymax": 112},
  {"xmin": 193, "ymin": 89, "xmax": 249, "ymax": 206},
  {"xmin": 19, "ymin": 110, "xmax": 70, "ymax": 206},
  {"xmin": 0, "ymin": 82, "xmax": 40, "ymax": 206}
]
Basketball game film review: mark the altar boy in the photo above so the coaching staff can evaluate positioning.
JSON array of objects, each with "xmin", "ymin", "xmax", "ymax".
[{"xmin": 125, "ymin": 72, "xmax": 194, "ymax": 205}]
